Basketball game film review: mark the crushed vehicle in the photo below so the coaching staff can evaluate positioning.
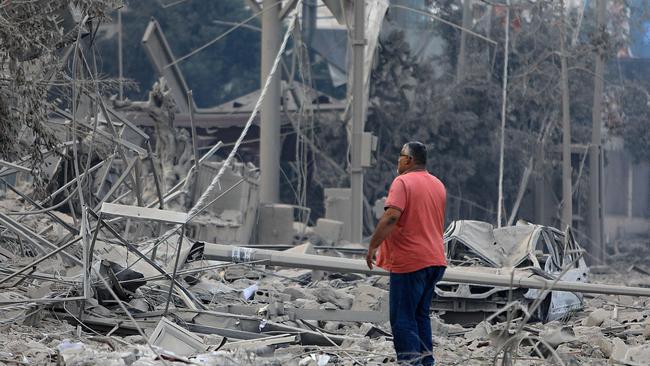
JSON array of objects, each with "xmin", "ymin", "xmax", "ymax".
[{"xmin": 435, "ymin": 220, "xmax": 588, "ymax": 325}]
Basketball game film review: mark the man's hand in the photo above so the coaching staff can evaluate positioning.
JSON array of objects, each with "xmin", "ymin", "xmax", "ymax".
[{"xmin": 366, "ymin": 247, "xmax": 377, "ymax": 269}]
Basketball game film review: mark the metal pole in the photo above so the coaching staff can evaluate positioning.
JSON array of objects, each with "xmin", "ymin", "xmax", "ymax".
[
  {"xmin": 350, "ymin": 0, "xmax": 365, "ymax": 242},
  {"xmin": 260, "ymin": 0, "xmax": 282, "ymax": 204},
  {"xmin": 188, "ymin": 90, "xmax": 200, "ymax": 174},
  {"xmin": 118, "ymin": 8, "xmax": 123, "ymax": 101},
  {"xmin": 589, "ymin": 0, "xmax": 606, "ymax": 263},
  {"xmin": 560, "ymin": 2, "xmax": 572, "ymax": 231},
  {"xmin": 164, "ymin": 225, "xmax": 186, "ymax": 316},
  {"xmin": 201, "ymin": 243, "xmax": 650, "ymax": 297},
  {"xmin": 496, "ymin": 0, "xmax": 510, "ymax": 228}
]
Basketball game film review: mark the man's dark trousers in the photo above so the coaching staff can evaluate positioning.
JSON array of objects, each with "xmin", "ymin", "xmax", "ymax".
[{"xmin": 389, "ymin": 265, "xmax": 446, "ymax": 365}]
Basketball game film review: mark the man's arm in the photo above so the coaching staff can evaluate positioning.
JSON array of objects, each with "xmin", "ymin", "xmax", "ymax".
[{"xmin": 366, "ymin": 207, "xmax": 402, "ymax": 269}]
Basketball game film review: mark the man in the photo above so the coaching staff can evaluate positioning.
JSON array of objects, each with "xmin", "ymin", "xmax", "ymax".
[{"xmin": 366, "ymin": 141, "xmax": 447, "ymax": 366}]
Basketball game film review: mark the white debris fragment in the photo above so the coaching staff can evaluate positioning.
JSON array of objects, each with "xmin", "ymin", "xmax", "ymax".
[{"xmin": 583, "ymin": 308, "xmax": 611, "ymax": 327}]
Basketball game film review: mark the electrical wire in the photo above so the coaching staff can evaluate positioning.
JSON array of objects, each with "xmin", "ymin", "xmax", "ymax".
[
  {"xmin": 186, "ymin": 1, "xmax": 303, "ymax": 223},
  {"xmin": 165, "ymin": 1, "xmax": 283, "ymax": 68}
]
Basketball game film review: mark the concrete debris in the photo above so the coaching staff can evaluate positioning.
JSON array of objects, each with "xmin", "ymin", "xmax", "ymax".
[
  {"xmin": 611, "ymin": 337, "xmax": 629, "ymax": 362},
  {"xmin": 149, "ymin": 317, "xmax": 206, "ymax": 356},
  {"xmin": 1, "ymin": 18, "xmax": 649, "ymax": 364},
  {"xmin": 314, "ymin": 218, "xmax": 344, "ymax": 246},
  {"xmin": 538, "ymin": 323, "xmax": 576, "ymax": 348},
  {"xmin": 257, "ymin": 204, "xmax": 295, "ymax": 245},
  {"xmin": 312, "ymin": 287, "xmax": 354, "ymax": 310},
  {"xmin": 464, "ymin": 320, "xmax": 493, "ymax": 342},
  {"xmin": 583, "ymin": 308, "xmax": 611, "ymax": 327}
]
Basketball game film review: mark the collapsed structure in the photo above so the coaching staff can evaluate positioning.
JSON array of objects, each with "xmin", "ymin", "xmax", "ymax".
[
  {"xmin": 2, "ymin": 1, "xmax": 650, "ymax": 366},
  {"xmin": 441, "ymin": 220, "xmax": 588, "ymax": 324},
  {"xmin": 2, "ymin": 145, "xmax": 650, "ymax": 364}
]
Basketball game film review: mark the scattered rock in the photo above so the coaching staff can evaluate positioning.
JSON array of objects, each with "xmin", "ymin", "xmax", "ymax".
[
  {"xmin": 539, "ymin": 324, "xmax": 576, "ymax": 348},
  {"xmin": 583, "ymin": 308, "xmax": 611, "ymax": 327},
  {"xmin": 643, "ymin": 318, "xmax": 650, "ymax": 339},
  {"xmin": 283, "ymin": 286, "xmax": 315, "ymax": 300},
  {"xmin": 610, "ymin": 337, "xmax": 629, "ymax": 363},
  {"xmin": 350, "ymin": 285, "xmax": 388, "ymax": 312},
  {"xmin": 626, "ymin": 344, "xmax": 650, "ymax": 364},
  {"xmin": 312, "ymin": 287, "xmax": 354, "ymax": 310},
  {"xmin": 464, "ymin": 321, "xmax": 492, "ymax": 342}
]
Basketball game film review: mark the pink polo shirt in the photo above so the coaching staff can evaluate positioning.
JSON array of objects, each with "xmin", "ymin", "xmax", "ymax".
[{"xmin": 376, "ymin": 170, "xmax": 447, "ymax": 273}]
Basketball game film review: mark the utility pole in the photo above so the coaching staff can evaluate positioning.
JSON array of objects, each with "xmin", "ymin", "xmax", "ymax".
[
  {"xmin": 350, "ymin": 0, "xmax": 365, "ymax": 243},
  {"xmin": 496, "ymin": 0, "xmax": 510, "ymax": 228},
  {"xmin": 589, "ymin": 0, "xmax": 606, "ymax": 262},
  {"xmin": 560, "ymin": 0, "xmax": 572, "ymax": 231},
  {"xmin": 260, "ymin": 0, "xmax": 282, "ymax": 204},
  {"xmin": 456, "ymin": 0, "xmax": 472, "ymax": 82}
]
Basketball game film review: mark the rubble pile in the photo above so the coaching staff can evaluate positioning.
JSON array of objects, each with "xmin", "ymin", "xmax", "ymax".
[
  {"xmin": 1, "ymin": 170, "xmax": 650, "ymax": 365},
  {"xmin": 1, "ymin": 240, "xmax": 650, "ymax": 366},
  {"xmin": 0, "ymin": 66, "xmax": 648, "ymax": 366}
]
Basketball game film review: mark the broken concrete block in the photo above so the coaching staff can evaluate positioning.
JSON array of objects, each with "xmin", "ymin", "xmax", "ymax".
[
  {"xmin": 26, "ymin": 283, "xmax": 52, "ymax": 299},
  {"xmin": 626, "ymin": 344, "xmax": 650, "ymax": 364},
  {"xmin": 324, "ymin": 188, "xmax": 351, "ymax": 241},
  {"xmin": 351, "ymin": 285, "xmax": 388, "ymax": 313},
  {"xmin": 601, "ymin": 317, "xmax": 622, "ymax": 329},
  {"xmin": 149, "ymin": 317, "xmax": 206, "ymax": 356},
  {"xmin": 257, "ymin": 204, "xmax": 294, "ymax": 244},
  {"xmin": 312, "ymin": 287, "xmax": 354, "ymax": 310},
  {"xmin": 283, "ymin": 287, "xmax": 315, "ymax": 301},
  {"xmin": 430, "ymin": 314, "xmax": 449, "ymax": 338},
  {"xmin": 294, "ymin": 298, "xmax": 320, "ymax": 310},
  {"xmin": 593, "ymin": 336, "xmax": 613, "ymax": 358},
  {"xmin": 610, "ymin": 337, "xmax": 629, "ymax": 363},
  {"xmin": 619, "ymin": 310, "xmax": 646, "ymax": 325},
  {"xmin": 314, "ymin": 218, "xmax": 344, "ymax": 245},
  {"xmin": 56, "ymin": 340, "xmax": 93, "ymax": 366},
  {"xmin": 253, "ymin": 288, "xmax": 272, "ymax": 303},
  {"xmin": 275, "ymin": 268, "xmax": 312, "ymax": 283},
  {"xmin": 320, "ymin": 302, "xmax": 338, "ymax": 310},
  {"xmin": 539, "ymin": 324, "xmax": 576, "ymax": 348},
  {"xmin": 582, "ymin": 308, "xmax": 610, "ymax": 327},
  {"xmin": 191, "ymin": 278, "xmax": 238, "ymax": 300},
  {"xmin": 128, "ymin": 298, "xmax": 149, "ymax": 313},
  {"xmin": 0, "ymin": 292, "xmax": 27, "ymax": 320},
  {"xmin": 285, "ymin": 242, "xmax": 315, "ymax": 254},
  {"xmin": 573, "ymin": 326, "xmax": 612, "ymax": 357},
  {"xmin": 203, "ymin": 334, "xmax": 225, "ymax": 346},
  {"xmin": 643, "ymin": 318, "xmax": 650, "ymax": 339},
  {"xmin": 224, "ymin": 265, "xmax": 260, "ymax": 281},
  {"xmin": 465, "ymin": 321, "xmax": 492, "ymax": 342},
  {"xmin": 324, "ymin": 321, "xmax": 342, "ymax": 332}
]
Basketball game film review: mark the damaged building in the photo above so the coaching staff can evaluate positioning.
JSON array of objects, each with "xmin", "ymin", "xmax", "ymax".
[{"xmin": 1, "ymin": 0, "xmax": 650, "ymax": 365}]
